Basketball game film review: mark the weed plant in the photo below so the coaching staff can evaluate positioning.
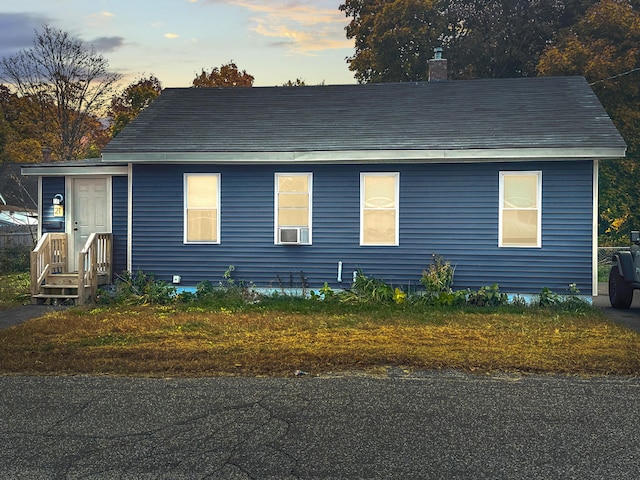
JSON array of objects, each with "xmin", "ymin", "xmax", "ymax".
[{"xmin": 421, "ymin": 254, "xmax": 455, "ymax": 295}]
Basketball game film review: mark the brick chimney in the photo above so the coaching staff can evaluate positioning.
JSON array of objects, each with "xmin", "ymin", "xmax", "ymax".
[
  {"xmin": 428, "ymin": 47, "xmax": 447, "ymax": 82},
  {"xmin": 42, "ymin": 147, "xmax": 52, "ymax": 163}
]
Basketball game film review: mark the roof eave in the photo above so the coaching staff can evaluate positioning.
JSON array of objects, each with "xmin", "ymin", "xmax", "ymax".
[
  {"xmin": 99, "ymin": 147, "xmax": 626, "ymax": 164},
  {"xmin": 21, "ymin": 164, "xmax": 129, "ymax": 177}
]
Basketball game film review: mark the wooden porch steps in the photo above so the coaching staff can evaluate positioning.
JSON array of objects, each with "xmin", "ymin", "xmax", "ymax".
[
  {"xmin": 32, "ymin": 273, "xmax": 110, "ymax": 305},
  {"xmin": 32, "ymin": 293, "xmax": 80, "ymax": 304},
  {"xmin": 32, "ymin": 274, "xmax": 82, "ymax": 305},
  {"xmin": 30, "ymin": 232, "xmax": 113, "ymax": 306}
]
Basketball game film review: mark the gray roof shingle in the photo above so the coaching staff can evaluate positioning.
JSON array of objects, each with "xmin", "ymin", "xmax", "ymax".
[{"xmin": 101, "ymin": 76, "xmax": 626, "ymax": 162}]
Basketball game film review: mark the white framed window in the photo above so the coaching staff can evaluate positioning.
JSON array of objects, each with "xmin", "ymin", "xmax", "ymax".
[
  {"xmin": 499, "ymin": 171, "xmax": 541, "ymax": 248},
  {"xmin": 275, "ymin": 173, "xmax": 312, "ymax": 245},
  {"xmin": 184, "ymin": 173, "xmax": 220, "ymax": 244},
  {"xmin": 360, "ymin": 172, "xmax": 399, "ymax": 246}
]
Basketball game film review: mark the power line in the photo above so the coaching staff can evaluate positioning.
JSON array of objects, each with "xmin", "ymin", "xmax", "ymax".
[{"xmin": 589, "ymin": 67, "xmax": 640, "ymax": 85}]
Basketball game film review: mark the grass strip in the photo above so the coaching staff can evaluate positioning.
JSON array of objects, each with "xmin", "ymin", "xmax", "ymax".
[{"xmin": 0, "ymin": 304, "xmax": 638, "ymax": 376}]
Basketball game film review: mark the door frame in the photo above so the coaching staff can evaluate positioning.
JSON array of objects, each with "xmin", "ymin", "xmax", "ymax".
[{"xmin": 66, "ymin": 175, "xmax": 112, "ymax": 271}]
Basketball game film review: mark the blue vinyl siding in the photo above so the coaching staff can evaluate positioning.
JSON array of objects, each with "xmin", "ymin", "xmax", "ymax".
[
  {"xmin": 41, "ymin": 177, "xmax": 66, "ymax": 233},
  {"xmin": 112, "ymin": 176, "xmax": 128, "ymax": 275},
  {"xmin": 131, "ymin": 161, "xmax": 594, "ymax": 294}
]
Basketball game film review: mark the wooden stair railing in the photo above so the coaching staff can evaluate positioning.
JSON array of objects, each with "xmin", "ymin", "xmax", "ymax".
[
  {"xmin": 77, "ymin": 233, "xmax": 113, "ymax": 305},
  {"xmin": 30, "ymin": 233, "xmax": 68, "ymax": 303},
  {"xmin": 30, "ymin": 232, "xmax": 112, "ymax": 305}
]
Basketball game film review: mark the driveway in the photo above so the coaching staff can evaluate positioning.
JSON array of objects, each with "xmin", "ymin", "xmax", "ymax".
[
  {"xmin": 593, "ymin": 282, "xmax": 640, "ymax": 333},
  {"xmin": 0, "ymin": 304, "xmax": 65, "ymax": 330}
]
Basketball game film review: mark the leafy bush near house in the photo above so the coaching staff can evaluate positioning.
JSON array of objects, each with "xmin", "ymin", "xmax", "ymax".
[
  {"xmin": 537, "ymin": 286, "xmax": 562, "ymax": 307},
  {"xmin": 97, "ymin": 256, "xmax": 591, "ymax": 313},
  {"xmin": 467, "ymin": 284, "xmax": 509, "ymax": 307},
  {"xmin": 98, "ymin": 271, "xmax": 176, "ymax": 305}
]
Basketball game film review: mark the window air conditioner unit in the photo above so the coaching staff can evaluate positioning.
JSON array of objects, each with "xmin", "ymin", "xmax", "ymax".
[
  {"xmin": 279, "ymin": 227, "xmax": 309, "ymax": 244},
  {"xmin": 279, "ymin": 227, "xmax": 301, "ymax": 244}
]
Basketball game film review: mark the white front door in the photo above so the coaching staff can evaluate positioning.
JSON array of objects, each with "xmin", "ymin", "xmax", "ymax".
[{"xmin": 70, "ymin": 177, "xmax": 109, "ymax": 271}]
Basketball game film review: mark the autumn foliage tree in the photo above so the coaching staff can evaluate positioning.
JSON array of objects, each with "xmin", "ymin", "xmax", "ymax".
[
  {"xmin": 192, "ymin": 62, "xmax": 254, "ymax": 87},
  {"xmin": 0, "ymin": 25, "xmax": 121, "ymax": 161},
  {"xmin": 538, "ymin": 0, "xmax": 640, "ymax": 240},
  {"xmin": 109, "ymin": 75, "xmax": 162, "ymax": 137},
  {"xmin": 0, "ymin": 85, "xmax": 58, "ymax": 163}
]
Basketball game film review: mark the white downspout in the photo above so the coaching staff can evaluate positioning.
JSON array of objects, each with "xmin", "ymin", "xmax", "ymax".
[
  {"xmin": 593, "ymin": 159, "xmax": 599, "ymax": 297},
  {"xmin": 127, "ymin": 163, "xmax": 133, "ymax": 272}
]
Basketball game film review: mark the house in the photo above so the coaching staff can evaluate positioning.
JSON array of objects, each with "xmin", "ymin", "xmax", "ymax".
[
  {"xmin": 0, "ymin": 192, "xmax": 37, "ymax": 250},
  {"xmin": 22, "ymin": 74, "xmax": 626, "ymax": 303},
  {"xmin": 0, "ymin": 202, "xmax": 37, "ymax": 227}
]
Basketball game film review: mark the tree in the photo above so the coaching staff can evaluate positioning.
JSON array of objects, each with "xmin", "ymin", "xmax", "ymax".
[
  {"xmin": 443, "ymin": 0, "xmax": 593, "ymax": 78},
  {"xmin": 109, "ymin": 75, "xmax": 162, "ymax": 137},
  {"xmin": 340, "ymin": 0, "xmax": 445, "ymax": 83},
  {"xmin": 537, "ymin": 0, "xmax": 640, "ymax": 241},
  {"xmin": 0, "ymin": 25, "xmax": 121, "ymax": 161},
  {"xmin": 0, "ymin": 84, "xmax": 57, "ymax": 163},
  {"xmin": 192, "ymin": 62, "xmax": 254, "ymax": 88},
  {"xmin": 339, "ymin": 0, "xmax": 595, "ymax": 82},
  {"xmin": 80, "ymin": 115, "xmax": 112, "ymax": 159},
  {"xmin": 280, "ymin": 79, "xmax": 326, "ymax": 86},
  {"xmin": 282, "ymin": 78, "xmax": 307, "ymax": 86}
]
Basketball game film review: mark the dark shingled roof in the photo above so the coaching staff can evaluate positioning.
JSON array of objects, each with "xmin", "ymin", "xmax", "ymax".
[{"xmin": 102, "ymin": 76, "xmax": 626, "ymax": 161}]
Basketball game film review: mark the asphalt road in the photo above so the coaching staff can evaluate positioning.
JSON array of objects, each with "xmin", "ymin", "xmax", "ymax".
[{"xmin": 1, "ymin": 372, "xmax": 639, "ymax": 479}]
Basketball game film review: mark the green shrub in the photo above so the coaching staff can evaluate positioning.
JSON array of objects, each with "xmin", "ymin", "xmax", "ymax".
[
  {"xmin": 534, "ymin": 284, "xmax": 591, "ymax": 312},
  {"xmin": 537, "ymin": 286, "xmax": 561, "ymax": 307},
  {"xmin": 196, "ymin": 280, "xmax": 215, "ymax": 298},
  {"xmin": 98, "ymin": 271, "xmax": 176, "ymax": 305},
  {"xmin": 467, "ymin": 284, "xmax": 509, "ymax": 307}
]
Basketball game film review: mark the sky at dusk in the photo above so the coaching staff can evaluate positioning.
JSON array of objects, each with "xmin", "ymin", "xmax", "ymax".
[{"xmin": 0, "ymin": 0, "xmax": 357, "ymax": 88}]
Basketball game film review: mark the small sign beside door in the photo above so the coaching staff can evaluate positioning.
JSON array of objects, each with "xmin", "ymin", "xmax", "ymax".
[{"xmin": 52, "ymin": 193, "xmax": 64, "ymax": 217}]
